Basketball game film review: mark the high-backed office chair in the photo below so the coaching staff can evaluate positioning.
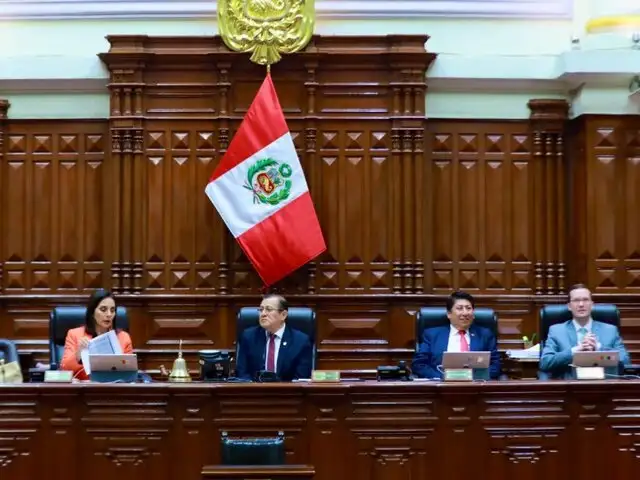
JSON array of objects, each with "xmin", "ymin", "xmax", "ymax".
[
  {"xmin": 220, "ymin": 431, "xmax": 286, "ymax": 465},
  {"xmin": 415, "ymin": 307, "xmax": 498, "ymax": 352},
  {"xmin": 0, "ymin": 339, "xmax": 19, "ymax": 364},
  {"xmin": 236, "ymin": 307, "xmax": 317, "ymax": 370},
  {"xmin": 49, "ymin": 306, "xmax": 129, "ymax": 370},
  {"xmin": 538, "ymin": 304, "xmax": 622, "ymax": 379}
]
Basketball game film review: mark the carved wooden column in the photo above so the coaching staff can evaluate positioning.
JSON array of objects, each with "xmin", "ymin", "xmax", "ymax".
[
  {"xmin": 304, "ymin": 60, "xmax": 319, "ymax": 294},
  {"xmin": 216, "ymin": 63, "xmax": 231, "ymax": 294},
  {"xmin": 0, "ymin": 99, "xmax": 8, "ymax": 293},
  {"xmin": 102, "ymin": 56, "xmax": 147, "ymax": 294},
  {"xmin": 528, "ymin": 99, "xmax": 569, "ymax": 294},
  {"xmin": 392, "ymin": 57, "xmax": 432, "ymax": 294},
  {"xmin": 412, "ymin": 69, "xmax": 427, "ymax": 293},
  {"xmin": 390, "ymin": 86, "xmax": 403, "ymax": 293}
]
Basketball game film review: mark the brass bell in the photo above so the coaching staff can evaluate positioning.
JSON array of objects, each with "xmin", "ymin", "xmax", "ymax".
[{"xmin": 160, "ymin": 340, "xmax": 192, "ymax": 383}]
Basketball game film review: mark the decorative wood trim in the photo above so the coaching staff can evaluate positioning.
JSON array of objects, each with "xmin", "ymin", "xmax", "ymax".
[
  {"xmin": 0, "ymin": 99, "xmax": 8, "ymax": 294},
  {"xmin": 0, "ymin": 0, "xmax": 573, "ymax": 21}
]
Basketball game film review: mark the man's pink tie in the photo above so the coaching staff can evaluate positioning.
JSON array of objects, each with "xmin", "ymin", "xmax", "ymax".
[
  {"xmin": 266, "ymin": 334, "xmax": 276, "ymax": 371},
  {"xmin": 459, "ymin": 330, "xmax": 469, "ymax": 352}
]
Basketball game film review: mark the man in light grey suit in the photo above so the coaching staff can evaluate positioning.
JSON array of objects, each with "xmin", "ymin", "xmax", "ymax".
[{"xmin": 540, "ymin": 284, "xmax": 630, "ymax": 379}]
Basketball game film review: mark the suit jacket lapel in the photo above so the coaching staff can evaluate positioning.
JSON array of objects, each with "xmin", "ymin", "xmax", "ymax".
[
  {"xmin": 255, "ymin": 328, "xmax": 267, "ymax": 370},
  {"xmin": 591, "ymin": 320, "xmax": 600, "ymax": 338},
  {"xmin": 434, "ymin": 327, "xmax": 449, "ymax": 365},
  {"xmin": 566, "ymin": 321, "xmax": 578, "ymax": 347},
  {"xmin": 469, "ymin": 325, "xmax": 481, "ymax": 351},
  {"xmin": 591, "ymin": 321, "xmax": 602, "ymax": 348},
  {"xmin": 276, "ymin": 325, "xmax": 292, "ymax": 375}
]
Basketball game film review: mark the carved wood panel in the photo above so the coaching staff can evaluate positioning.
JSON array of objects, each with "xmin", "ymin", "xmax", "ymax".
[
  {"xmin": 1, "ymin": 382, "xmax": 640, "ymax": 480},
  {"xmin": 427, "ymin": 121, "xmax": 535, "ymax": 293},
  {"xmin": 1, "ymin": 120, "xmax": 110, "ymax": 294},
  {"xmin": 567, "ymin": 116, "xmax": 640, "ymax": 294},
  {"xmin": 98, "ymin": 35, "xmax": 433, "ymax": 295}
]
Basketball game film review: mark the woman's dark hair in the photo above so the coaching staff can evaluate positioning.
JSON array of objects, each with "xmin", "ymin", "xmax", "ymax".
[{"xmin": 85, "ymin": 289, "xmax": 118, "ymax": 336}]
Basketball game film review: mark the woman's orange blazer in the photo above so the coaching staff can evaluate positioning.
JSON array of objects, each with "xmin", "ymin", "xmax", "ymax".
[{"xmin": 60, "ymin": 326, "xmax": 133, "ymax": 381}]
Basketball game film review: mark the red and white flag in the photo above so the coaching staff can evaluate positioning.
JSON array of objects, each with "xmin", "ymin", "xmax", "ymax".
[{"xmin": 205, "ymin": 73, "xmax": 326, "ymax": 286}]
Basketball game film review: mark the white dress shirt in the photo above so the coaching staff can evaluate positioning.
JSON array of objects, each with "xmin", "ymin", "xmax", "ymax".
[
  {"xmin": 446, "ymin": 324, "xmax": 470, "ymax": 352},
  {"xmin": 264, "ymin": 324, "xmax": 286, "ymax": 370}
]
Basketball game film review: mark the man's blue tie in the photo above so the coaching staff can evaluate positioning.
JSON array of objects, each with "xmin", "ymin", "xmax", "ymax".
[{"xmin": 577, "ymin": 327, "xmax": 588, "ymax": 345}]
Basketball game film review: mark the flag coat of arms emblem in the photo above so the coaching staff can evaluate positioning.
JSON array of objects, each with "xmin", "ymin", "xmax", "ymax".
[{"xmin": 205, "ymin": 73, "xmax": 326, "ymax": 286}]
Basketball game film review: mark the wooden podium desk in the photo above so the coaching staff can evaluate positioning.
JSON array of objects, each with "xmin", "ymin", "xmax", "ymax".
[{"xmin": 1, "ymin": 380, "xmax": 640, "ymax": 480}]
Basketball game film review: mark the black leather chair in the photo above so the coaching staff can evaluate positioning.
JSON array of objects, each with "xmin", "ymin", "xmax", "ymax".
[
  {"xmin": 221, "ymin": 431, "xmax": 286, "ymax": 465},
  {"xmin": 539, "ymin": 304, "xmax": 620, "ymax": 347},
  {"xmin": 415, "ymin": 307, "xmax": 498, "ymax": 352},
  {"xmin": 236, "ymin": 307, "xmax": 316, "ymax": 369},
  {"xmin": 0, "ymin": 339, "xmax": 19, "ymax": 364},
  {"xmin": 49, "ymin": 306, "xmax": 130, "ymax": 369}
]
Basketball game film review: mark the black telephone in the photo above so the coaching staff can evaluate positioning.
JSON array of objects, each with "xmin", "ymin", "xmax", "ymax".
[
  {"xmin": 376, "ymin": 361, "xmax": 412, "ymax": 381},
  {"xmin": 255, "ymin": 370, "xmax": 280, "ymax": 382}
]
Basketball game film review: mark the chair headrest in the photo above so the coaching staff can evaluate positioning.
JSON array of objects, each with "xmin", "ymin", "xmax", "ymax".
[
  {"xmin": 539, "ymin": 304, "xmax": 620, "ymax": 342},
  {"xmin": 220, "ymin": 431, "xmax": 285, "ymax": 465},
  {"xmin": 50, "ymin": 306, "xmax": 129, "ymax": 346},
  {"xmin": 237, "ymin": 307, "xmax": 315, "ymax": 342},
  {"xmin": 417, "ymin": 307, "xmax": 497, "ymax": 336}
]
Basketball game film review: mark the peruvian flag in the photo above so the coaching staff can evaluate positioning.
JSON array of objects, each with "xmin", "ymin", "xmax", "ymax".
[{"xmin": 205, "ymin": 73, "xmax": 326, "ymax": 286}]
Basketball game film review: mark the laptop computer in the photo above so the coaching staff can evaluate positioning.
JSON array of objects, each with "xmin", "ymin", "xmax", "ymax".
[
  {"xmin": 88, "ymin": 354, "xmax": 139, "ymax": 383},
  {"xmin": 572, "ymin": 351, "xmax": 619, "ymax": 368},
  {"xmin": 89, "ymin": 354, "xmax": 138, "ymax": 372},
  {"xmin": 442, "ymin": 351, "xmax": 491, "ymax": 370}
]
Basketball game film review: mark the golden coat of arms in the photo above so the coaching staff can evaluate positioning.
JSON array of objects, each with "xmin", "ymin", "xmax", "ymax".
[{"xmin": 217, "ymin": 0, "xmax": 315, "ymax": 66}]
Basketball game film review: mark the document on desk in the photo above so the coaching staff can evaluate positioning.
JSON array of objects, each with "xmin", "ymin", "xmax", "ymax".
[{"xmin": 81, "ymin": 330, "xmax": 123, "ymax": 375}]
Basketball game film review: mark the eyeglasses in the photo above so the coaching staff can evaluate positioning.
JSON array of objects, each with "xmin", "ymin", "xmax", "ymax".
[
  {"xmin": 570, "ymin": 297, "xmax": 591, "ymax": 304},
  {"xmin": 258, "ymin": 306, "xmax": 282, "ymax": 313}
]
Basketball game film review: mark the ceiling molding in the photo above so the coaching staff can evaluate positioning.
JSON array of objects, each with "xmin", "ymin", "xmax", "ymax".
[
  {"xmin": 0, "ymin": 78, "xmax": 107, "ymax": 93},
  {"xmin": 3, "ymin": 47, "xmax": 639, "ymax": 95},
  {"xmin": 0, "ymin": 0, "xmax": 573, "ymax": 21}
]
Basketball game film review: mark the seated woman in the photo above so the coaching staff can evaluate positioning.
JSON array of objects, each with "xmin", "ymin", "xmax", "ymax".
[{"xmin": 60, "ymin": 289, "xmax": 133, "ymax": 380}]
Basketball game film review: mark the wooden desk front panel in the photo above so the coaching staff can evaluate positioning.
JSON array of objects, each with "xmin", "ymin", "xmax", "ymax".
[{"xmin": 1, "ymin": 382, "xmax": 639, "ymax": 480}]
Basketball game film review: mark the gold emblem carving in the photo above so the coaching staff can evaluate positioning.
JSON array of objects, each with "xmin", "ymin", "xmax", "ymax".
[{"xmin": 218, "ymin": 0, "xmax": 315, "ymax": 66}]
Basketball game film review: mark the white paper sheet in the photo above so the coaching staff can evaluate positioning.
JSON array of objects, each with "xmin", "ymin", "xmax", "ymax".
[
  {"xmin": 81, "ymin": 330, "xmax": 123, "ymax": 375},
  {"xmin": 506, "ymin": 343, "xmax": 540, "ymax": 359},
  {"xmin": 80, "ymin": 349, "xmax": 91, "ymax": 375}
]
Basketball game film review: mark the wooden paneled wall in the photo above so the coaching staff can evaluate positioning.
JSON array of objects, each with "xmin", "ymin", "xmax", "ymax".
[{"xmin": 1, "ymin": 35, "xmax": 639, "ymax": 374}]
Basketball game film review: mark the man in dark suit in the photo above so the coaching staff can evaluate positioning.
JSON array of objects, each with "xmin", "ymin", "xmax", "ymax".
[
  {"xmin": 236, "ymin": 294, "xmax": 313, "ymax": 381},
  {"xmin": 411, "ymin": 291, "xmax": 501, "ymax": 380}
]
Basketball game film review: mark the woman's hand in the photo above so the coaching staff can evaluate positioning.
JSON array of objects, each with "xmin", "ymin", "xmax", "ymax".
[{"xmin": 76, "ymin": 337, "xmax": 90, "ymax": 361}]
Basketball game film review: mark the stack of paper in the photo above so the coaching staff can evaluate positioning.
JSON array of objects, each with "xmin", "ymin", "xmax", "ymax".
[
  {"xmin": 80, "ymin": 330, "xmax": 123, "ymax": 374},
  {"xmin": 506, "ymin": 343, "xmax": 540, "ymax": 359}
]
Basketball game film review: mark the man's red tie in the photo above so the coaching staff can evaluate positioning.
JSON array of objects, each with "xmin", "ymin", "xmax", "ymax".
[
  {"xmin": 266, "ymin": 334, "xmax": 276, "ymax": 372},
  {"xmin": 459, "ymin": 330, "xmax": 469, "ymax": 352}
]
